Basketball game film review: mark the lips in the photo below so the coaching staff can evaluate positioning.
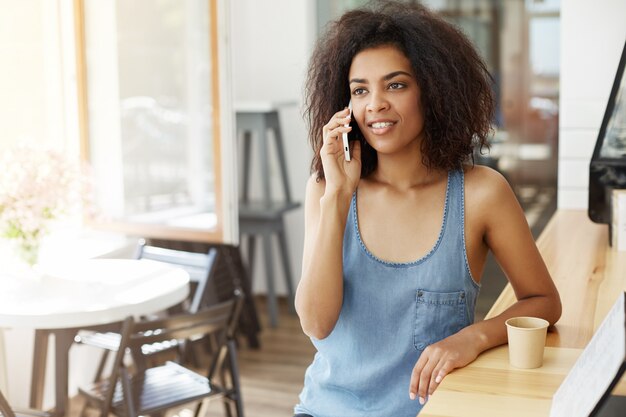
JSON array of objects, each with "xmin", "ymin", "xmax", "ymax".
[
  {"xmin": 366, "ymin": 119, "xmax": 397, "ymax": 134},
  {"xmin": 370, "ymin": 121, "xmax": 394, "ymax": 128}
]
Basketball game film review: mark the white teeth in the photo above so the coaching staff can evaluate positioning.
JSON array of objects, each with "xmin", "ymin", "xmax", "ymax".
[{"xmin": 371, "ymin": 122, "xmax": 394, "ymax": 128}]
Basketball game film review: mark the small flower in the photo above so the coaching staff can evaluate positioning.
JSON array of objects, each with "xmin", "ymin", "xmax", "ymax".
[{"xmin": 0, "ymin": 145, "xmax": 89, "ymax": 266}]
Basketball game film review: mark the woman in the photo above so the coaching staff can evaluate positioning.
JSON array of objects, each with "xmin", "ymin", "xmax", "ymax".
[{"xmin": 294, "ymin": 2, "xmax": 561, "ymax": 416}]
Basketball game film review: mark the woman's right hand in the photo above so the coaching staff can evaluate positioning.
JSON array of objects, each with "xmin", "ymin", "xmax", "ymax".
[{"xmin": 321, "ymin": 107, "xmax": 362, "ymax": 195}]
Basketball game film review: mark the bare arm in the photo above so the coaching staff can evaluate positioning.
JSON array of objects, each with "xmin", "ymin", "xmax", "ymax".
[
  {"xmin": 464, "ymin": 169, "xmax": 561, "ymax": 349},
  {"xmin": 295, "ymin": 177, "xmax": 352, "ymax": 339},
  {"xmin": 295, "ymin": 107, "xmax": 361, "ymax": 339},
  {"xmin": 410, "ymin": 167, "xmax": 562, "ymax": 403}
]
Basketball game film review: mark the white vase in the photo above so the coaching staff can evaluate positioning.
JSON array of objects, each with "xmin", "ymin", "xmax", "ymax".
[
  {"xmin": 0, "ymin": 238, "xmax": 42, "ymax": 280},
  {"xmin": 14, "ymin": 240, "xmax": 41, "ymax": 267}
]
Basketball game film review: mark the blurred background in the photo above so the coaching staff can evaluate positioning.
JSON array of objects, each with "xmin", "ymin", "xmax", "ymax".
[{"xmin": 1, "ymin": 0, "xmax": 625, "ymax": 415}]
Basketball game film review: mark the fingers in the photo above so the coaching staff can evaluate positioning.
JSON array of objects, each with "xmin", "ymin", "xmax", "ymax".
[
  {"xmin": 410, "ymin": 347, "xmax": 455, "ymax": 405},
  {"xmin": 323, "ymin": 111, "xmax": 350, "ymax": 133},
  {"xmin": 322, "ymin": 108, "xmax": 352, "ymax": 143},
  {"xmin": 409, "ymin": 352, "xmax": 429, "ymax": 402},
  {"xmin": 321, "ymin": 110, "xmax": 352, "ymax": 156},
  {"xmin": 416, "ymin": 357, "xmax": 436, "ymax": 404},
  {"xmin": 409, "ymin": 332, "xmax": 479, "ymax": 405},
  {"xmin": 428, "ymin": 361, "xmax": 452, "ymax": 396},
  {"xmin": 323, "ymin": 125, "xmax": 351, "ymax": 146}
]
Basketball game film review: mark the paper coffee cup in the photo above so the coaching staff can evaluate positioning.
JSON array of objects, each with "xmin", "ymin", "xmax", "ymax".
[{"xmin": 505, "ymin": 316, "xmax": 549, "ymax": 369}]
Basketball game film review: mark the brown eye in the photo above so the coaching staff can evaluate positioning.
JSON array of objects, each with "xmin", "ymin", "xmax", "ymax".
[{"xmin": 388, "ymin": 82, "xmax": 405, "ymax": 90}]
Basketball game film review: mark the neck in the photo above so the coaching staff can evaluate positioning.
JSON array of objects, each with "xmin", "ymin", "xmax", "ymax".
[{"xmin": 371, "ymin": 144, "xmax": 443, "ymax": 191}]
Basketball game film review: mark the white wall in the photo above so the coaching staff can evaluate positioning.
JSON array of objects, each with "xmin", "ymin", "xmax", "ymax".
[
  {"xmin": 558, "ymin": 1, "xmax": 626, "ymax": 209},
  {"xmin": 230, "ymin": 0, "xmax": 317, "ymax": 295},
  {"xmin": 0, "ymin": 0, "xmax": 69, "ymax": 151}
]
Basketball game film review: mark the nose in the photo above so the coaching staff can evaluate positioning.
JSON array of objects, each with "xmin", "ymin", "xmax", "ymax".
[{"xmin": 365, "ymin": 91, "xmax": 390, "ymax": 113}]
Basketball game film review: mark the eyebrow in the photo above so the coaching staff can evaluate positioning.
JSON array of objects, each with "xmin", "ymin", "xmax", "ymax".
[{"xmin": 349, "ymin": 70, "xmax": 413, "ymax": 84}]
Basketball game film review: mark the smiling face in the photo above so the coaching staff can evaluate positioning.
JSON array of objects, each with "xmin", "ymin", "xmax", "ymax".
[{"xmin": 349, "ymin": 45, "xmax": 425, "ymax": 157}]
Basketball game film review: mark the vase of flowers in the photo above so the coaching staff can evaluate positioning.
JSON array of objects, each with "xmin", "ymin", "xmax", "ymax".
[{"xmin": 0, "ymin": 145, "xmax": 85, "ymax": 268}]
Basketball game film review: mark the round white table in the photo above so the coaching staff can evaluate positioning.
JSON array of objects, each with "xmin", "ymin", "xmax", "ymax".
[{"xmin": 0, "ymin": 259, "xmax": 190, "ymax": 416}]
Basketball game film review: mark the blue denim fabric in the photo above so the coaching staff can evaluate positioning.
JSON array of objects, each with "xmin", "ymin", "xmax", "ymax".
[{"xmin": 294, "ymin": 170, "xmax": 480, "ymax": 417}]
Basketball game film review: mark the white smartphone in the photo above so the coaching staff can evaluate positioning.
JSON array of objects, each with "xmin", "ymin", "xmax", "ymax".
[{"xmin": 342, "ymin": 100, "xmax": 352, "ymax": 161}]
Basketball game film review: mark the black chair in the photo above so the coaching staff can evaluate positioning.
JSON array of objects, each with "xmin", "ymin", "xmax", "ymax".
[
  {"xmin": 135, "ymin": 241, "xmax": 220, "ymax": 315},
  {"xmin": 75, "ymin": 242, "xmax": 220, "ymax": 380},
  {"xmin": 78, "ymin": 291, "xmax": 245, "ymax": 417},
  {"xmin": 147, "ymin": 240, "xmax": 262, "ymax": 348},
  {"xmin": 0, "ymin": 390, "xmax": 49, "ymax": 417}
]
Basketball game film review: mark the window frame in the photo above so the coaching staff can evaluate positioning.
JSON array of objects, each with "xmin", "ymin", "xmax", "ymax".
[{"xmin": 73, "ymin": 0, "xmax": 236, "ymax": 244}]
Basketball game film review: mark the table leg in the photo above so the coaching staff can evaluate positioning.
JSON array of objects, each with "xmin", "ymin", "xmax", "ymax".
[
  {"xmin": 242, "ymin": 130, "xmax": 252, "ymax": 202},
  {"xmin": 246, "ymin": 235, "xmax": 256, "ymax": 280},
  {"xmin": 262, "ymin": 233, "xmax": 278, "ymax": 327},
  {"xmin": 257, "ymin": 117, "xmax": 272, "ymax": 203},
  {"xmin": 277, "ymin": 224, "xmax": 296, "ymax": 313},
  {"xmin": 53, "ymin": 329, "xmax": 76, "ymax": 417},
  {"xmin": 269, "ymin": 112, "xmax": 293, "ymax": 202},
  {"xmin": 30, "ymin": 330, "xmax": 49, "ymax": 409}
]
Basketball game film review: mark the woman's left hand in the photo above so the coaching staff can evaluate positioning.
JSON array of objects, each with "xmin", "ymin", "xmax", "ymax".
[{"xmin": 408, "ymin": 329, "xmax": 481, "ymax": 405}]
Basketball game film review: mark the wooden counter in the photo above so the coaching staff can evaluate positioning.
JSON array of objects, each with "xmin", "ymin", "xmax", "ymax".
[{"xmin": 421, "ymin": 210, "xmax": 626, "ymax": 416}]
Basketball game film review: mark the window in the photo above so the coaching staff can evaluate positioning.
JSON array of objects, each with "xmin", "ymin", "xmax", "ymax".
[{"xmin": 75, "ymin": 0, "xmax": 237, "ymax": 243}]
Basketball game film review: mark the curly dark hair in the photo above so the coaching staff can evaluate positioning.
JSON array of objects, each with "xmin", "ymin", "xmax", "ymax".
[{"xmin": 304, "ymin": 1, "xmax": 495, "ymax": 181}]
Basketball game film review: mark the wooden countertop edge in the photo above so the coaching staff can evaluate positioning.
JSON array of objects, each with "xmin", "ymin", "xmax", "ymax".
[{"xmin": 483, "ymin": 209, "xmax": 626, "ymax": 396}]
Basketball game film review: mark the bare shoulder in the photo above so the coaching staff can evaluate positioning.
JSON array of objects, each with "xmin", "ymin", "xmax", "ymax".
[
  {"xmin": 304, "ymin": 174, "xmax": 326, "ymax": 222},
  {"xmin": 463, "ymin": 164, "xmax": 527, "ymax": 242},
  {"xmin": 463, "ymin": 164, "xmax": 515, "ymax": 207},
  {"xmin": 305, "ymin": 174, "xmax": 326, "ymax": 202}
]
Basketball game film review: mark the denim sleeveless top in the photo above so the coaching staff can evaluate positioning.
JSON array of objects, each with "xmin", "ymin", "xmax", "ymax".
[{"xmin": 295, "ymin": 170, "xmax": 480, "ymax": 417}]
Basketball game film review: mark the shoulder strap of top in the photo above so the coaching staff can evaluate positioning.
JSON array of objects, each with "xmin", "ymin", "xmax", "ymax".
[{"xmin": 442, "ymin": 169, "xmax": 464, "ymax": 240}]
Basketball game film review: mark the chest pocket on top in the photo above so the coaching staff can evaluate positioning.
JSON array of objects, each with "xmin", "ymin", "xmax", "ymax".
[{"xmin": 413, "ymin": 289, "xmax": 468, "ymax": 351}]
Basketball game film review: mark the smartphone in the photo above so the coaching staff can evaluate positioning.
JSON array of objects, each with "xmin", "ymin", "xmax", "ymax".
[{"xmin": 342, "ymin": 100, "xmax": 352, "ymax": 161}]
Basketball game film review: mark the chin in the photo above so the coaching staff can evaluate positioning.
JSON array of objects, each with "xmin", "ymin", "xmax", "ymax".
[
  {"xmin": 368, "ymin": 136, "xmax": 422, "ymax": 155},
  {"xmin": 367, "ymin": 141, "xmax": 406, "ymax": 155}
]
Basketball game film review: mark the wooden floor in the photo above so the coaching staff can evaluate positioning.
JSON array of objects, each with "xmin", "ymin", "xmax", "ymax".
[{"xmin": 213, "ymin": 298, "xmax": 316, "ymax": 417}]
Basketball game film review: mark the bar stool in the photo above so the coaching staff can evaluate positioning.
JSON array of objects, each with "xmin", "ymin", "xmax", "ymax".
[{"xmin": 236, "ymin": 101, "xmax": 300, "ymax": 327}]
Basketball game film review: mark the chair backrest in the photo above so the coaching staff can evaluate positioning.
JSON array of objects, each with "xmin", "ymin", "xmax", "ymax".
[
  {"xmin": 135, "ymin": 240, "xmax": 219, "ymax": 313},
  {"xmin": 99, "ymin": 289, "xmax": 244, "ymax": 417},
  {"xmin": 138, "ymin": 239, "xmax": 261, "ymax": 348},
  {"xmin": 0, "ymin": 389, "xmax": 15, "ymax": 417}
]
